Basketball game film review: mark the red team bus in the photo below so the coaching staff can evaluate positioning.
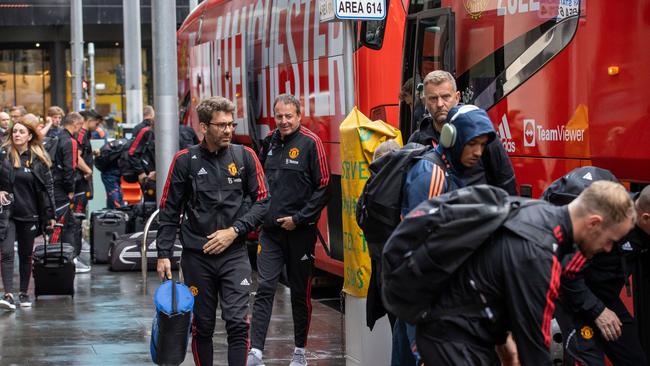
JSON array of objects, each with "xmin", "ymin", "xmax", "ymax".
[{"xmin": 177, "ymin": 0, "xmax": 649, "ymax": 347}]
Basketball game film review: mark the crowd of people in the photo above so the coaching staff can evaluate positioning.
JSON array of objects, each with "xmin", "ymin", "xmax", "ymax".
[{"xmin": 0, "ymin": 70, "xmax": 647, "ymax": 366}]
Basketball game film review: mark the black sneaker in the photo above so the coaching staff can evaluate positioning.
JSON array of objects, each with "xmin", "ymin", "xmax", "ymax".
[
  {"xmin": 18, "ymin": 293, "xmax": 32, "ymax": 308},
  {"xmin": 0, "ymin": 293, "xmax": 16, "ymax": 311}
]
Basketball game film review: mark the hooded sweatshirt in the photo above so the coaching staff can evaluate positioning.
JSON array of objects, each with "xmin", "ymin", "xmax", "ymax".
[{"xmin": 402, "ymin": 105, "xmax": 496, "ymax": 216}]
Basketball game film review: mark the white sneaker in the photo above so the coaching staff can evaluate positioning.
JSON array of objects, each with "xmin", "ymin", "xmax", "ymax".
[
  {"xmin": 247, "ymin": 348, "xmax": 265, "ymax": 366},
  {"xmin": 289, "ymin": 349, "xmax": 307, "ymax": 366},
  {"xmin": 0, "ymin": 293, "xmax": 16, "ymax": 311},
  {"xmin": 74, "ymin": 257, "xmax": 91, "ymax": 273}
]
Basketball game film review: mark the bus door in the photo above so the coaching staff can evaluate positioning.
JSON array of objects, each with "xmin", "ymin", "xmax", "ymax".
[{"xmin": 399, "ymin": 7, "xmax": 454, "ymax": 140}]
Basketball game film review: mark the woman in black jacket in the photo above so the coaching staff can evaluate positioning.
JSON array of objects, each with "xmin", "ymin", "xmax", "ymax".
[{"xmin": 0, "ymin": 117, "xmax": 55, "ymax": 310}]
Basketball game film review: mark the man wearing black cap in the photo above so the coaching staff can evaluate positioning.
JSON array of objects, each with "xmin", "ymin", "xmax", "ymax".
[{"xmin": 543, "ymin": 167, "xmax": 649, "ymax": 366}]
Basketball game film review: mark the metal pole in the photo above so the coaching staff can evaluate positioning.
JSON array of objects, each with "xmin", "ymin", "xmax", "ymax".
[
  {"xmin": 343, "ymin": 21, "xmax": 355, "ymax": 113},
  {"xmin": 71, "ymin": 0, "xmax": 84, "ymax": 111},
  {"xmin": 88, "ymin": 42, "xmax": 96, "ymax": 109},
  {"xmin": 152, "ymin": 0, "xmax": 180, "ymax": 204},
  {"xmin": 123, "ymin": 0, "xmax": 143, "ymax": 126}
]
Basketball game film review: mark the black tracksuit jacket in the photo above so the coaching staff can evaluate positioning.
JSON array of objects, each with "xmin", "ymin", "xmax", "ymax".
[
  {"xmin": 408, "ymin": 113, "xmax": 518, "ymax": 195},
  {"xmin": 52, "ymin": 129, "xmax": 78, "ymax": 196},
  {"xmin": 156, "ymin": 143, "xmax": 270, "ymax": 258},
  {"xmin": 259, "ymin": 126, "xmax": 330, "ymax": 229},
  {"xmin": 417, "ymin": 204, "xmax": 571, "ymax": 366},
  {"xmin": 559, "ymin": 222, "xmax": 650, "ymax": 321},
  {"xmin": 128, "ymin": 126, "xmax": 155, "ymax": 176}
]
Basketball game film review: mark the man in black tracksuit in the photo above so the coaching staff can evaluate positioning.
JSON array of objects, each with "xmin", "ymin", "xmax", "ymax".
[
  {"xmin": 408, "ymin": 70, "xmax": 517, "ymax": 195},
  {"xmin": 156, "ymin": 96, "xmax": 269, "ymax": 366},
  {"xmin": 414, "ymin": 181, "xmax": 635, "ymax": 365},
  {"xmin": 51, "ymin": 113, "xmax": 82, "ymax": 255},
  {"xmin": 542, "ymin": 168, "xmax": 650, "ymax": 365},
  {"xmin": 247, "ymin": 94, "xmax": 330, "ymax": 366}
]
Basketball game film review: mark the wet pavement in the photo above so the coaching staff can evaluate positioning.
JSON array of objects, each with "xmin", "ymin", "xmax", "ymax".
[{"xmin": 0, "ymin": 250, "xmax": 345, "ymax": 365}]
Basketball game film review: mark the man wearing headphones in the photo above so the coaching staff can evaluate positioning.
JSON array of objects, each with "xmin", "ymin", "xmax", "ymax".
[
  {"xmin": 408, "ymin": 70, "xmax": 517, "ymax": 195},
  {"xmin": 392, "ymin": 104, "xmax": 497, "ymax": 364}
]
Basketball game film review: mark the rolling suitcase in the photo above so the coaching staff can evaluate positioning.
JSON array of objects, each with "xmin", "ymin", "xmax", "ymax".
[
  {"xmin": 32, "ymin": 227, "xmax": 76, "ymax": 299},
  {"xmin": 108, "ymin": 231, "xmax": 181, "ymax": 272},
  {"xmin": 91, "ymin": 209, "xmax": 128, "ymax": 263}
]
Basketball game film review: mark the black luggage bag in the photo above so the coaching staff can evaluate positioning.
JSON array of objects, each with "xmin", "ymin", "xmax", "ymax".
[
  {"xmin": 32, "ymin": 227, "xmax": 76, "ymax": 299},
  {"xmin": 108, "ymin": 231, "xmax": 181, "ymax": 272},
  {"xmin": 91, "ymin": 209, "xmax": 128, "ymax": 263}
]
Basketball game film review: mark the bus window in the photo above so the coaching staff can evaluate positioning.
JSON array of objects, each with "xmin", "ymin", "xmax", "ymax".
[
  {"xmin": 400, "ymin": 7, "xmax": 454, "ymax": 138},
  {"xmin": 360, "ymin": 0, "xmax": 389, "ymax": 51}
]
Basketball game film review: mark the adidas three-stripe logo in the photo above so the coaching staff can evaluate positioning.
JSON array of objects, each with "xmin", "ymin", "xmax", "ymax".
[{"xmin": 498, "ymin": 114, "xmax": 512, "ymax": 140}]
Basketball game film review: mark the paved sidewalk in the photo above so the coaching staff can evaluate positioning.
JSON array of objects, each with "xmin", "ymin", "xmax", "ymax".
[{"xmin": 0, "ymin": 265, "xmax": 345, "ymax": 365}]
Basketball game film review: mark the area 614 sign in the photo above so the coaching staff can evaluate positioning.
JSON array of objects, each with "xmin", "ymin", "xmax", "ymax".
[{"xmin": 335, "ymin": 0, "xmax": 386, "ymax": 20}]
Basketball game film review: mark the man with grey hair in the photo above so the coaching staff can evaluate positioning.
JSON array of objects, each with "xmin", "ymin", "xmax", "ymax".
[
  {"xmin": 156, "ymin": 96, "xmax": 270, "ymax": 365},
  {"xmin": 408, "ymin": 70, "xmax": 517, "ymax": 195},
  {"xmin": 0, "ymin": 112, "xmax": 10, "ymax": 141},
  {"xmin": 248, "ymin": 94, "xmax": 330, "ymax": 366}
]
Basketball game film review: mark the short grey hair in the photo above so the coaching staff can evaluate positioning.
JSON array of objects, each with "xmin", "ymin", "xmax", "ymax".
[
  {"xmin": 423, "ymin": 70, "xmax": 457, "ymax": 91},
  {"xmin": 373, "ymin": 140, "xmax": 400, "ymax": 161},
  {"xmin": 273, "ymin": 94, "xmax": 301, "ymax": 115},
  {"xmin": 196, "ymin": 96, "xmax": 236, "ymax": 124}
]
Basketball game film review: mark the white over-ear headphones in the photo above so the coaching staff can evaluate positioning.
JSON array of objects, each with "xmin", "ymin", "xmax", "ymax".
[{"xmin": 439, "ymin": 105, "xmax": 480, "ymax": 148}]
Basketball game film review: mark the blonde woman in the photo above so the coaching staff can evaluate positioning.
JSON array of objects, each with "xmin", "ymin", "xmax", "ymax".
[{"xmin": 0, "ymin": 117, "xmax": 55, "ymax": 310}]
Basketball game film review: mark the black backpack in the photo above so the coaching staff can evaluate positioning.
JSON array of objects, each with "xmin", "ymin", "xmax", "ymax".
[
  {"xmin": 43, "ymin": 136, "xmax": 60, "ymax": 164},
  {"xmin": 381, "ymin": 185, "xmax": 548, "ymax": 323},
  {"xmin": 95, "ymin": 138, "xmax": 130, "ymax": 173},
  {"xmin": 355, "ymin": 143, "xmax": 440, "ymax": 261}
]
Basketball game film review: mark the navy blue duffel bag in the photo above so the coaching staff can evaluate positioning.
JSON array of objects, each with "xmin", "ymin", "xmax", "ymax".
[{"xmin": 150, "ymin": 279, "xmax": 194, "ymax": 365}]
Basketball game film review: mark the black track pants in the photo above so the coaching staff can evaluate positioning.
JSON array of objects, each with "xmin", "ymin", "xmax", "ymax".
[
  {"xmin": 182, "ymin": 245, "xmax": 251, "ymax": 366},
  {"xmin": 555, "ymin": 300, "xmax": 648, "ymax": 366},
  {"xmin": 250, "ymin": 225, "xmax": 316, "ymax": 351},
  {"xmin": 0, "ymin": 219, "xmax": 39, "ymax": 294}
]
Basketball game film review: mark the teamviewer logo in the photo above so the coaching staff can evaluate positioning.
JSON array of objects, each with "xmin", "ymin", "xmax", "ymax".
[{"xmin": 523, "ymin": 119, "xmax": 536, "ymax": 147}]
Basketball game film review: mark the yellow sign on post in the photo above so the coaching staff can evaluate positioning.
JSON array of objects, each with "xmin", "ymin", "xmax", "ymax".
[{"xmin": 339, "ymin": 107, "xmax": 402, "ymax": 297}]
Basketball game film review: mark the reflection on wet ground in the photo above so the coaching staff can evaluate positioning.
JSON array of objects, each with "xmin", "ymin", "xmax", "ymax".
[{"xmin": 0, "ymin": 263, "xmax": 345, "ymax": 365}]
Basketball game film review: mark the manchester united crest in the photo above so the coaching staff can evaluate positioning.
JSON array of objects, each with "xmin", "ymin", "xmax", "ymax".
[
  {"xmin": 289, "ymin": 147, "xmax": 300, "ymax": 159},
  {"xmin": 464, "ymin": 0, "xmax": 488, "ymax": 19},
  {"xmin": 580, "ymin": 325, "xmax": 594, "ymax": 340},
  {"xmin": 228, "ymin": 163, "xmax": 238, "ymax": 176},
  {"xmin": 189, "ymin": 286, "xmax": 198, "ymax": 297}
]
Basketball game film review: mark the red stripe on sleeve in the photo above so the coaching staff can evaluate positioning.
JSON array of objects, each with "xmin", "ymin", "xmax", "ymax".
[
  {"xmin": 243, "ymin": 146, "xmax": 268, "ymax": 201},
  {"xmin": 129, "ymin": 126, "xmax": 151, "ymax": 155},
  {"xmin": 71, "ymin": 139, "xmax": 78, "ymax": 170},
  {"xmin": 299, "ymin": 127, "xmax": 330, "ymax": 187},
  {"xmin": 76, "ymin": 129, "xmax": 86, "ymax": 145},
  {"xmin": 159, "ymin": 149, "xmax": 189, "ymax": 209},
  {"xmin": 542, "ymin": 256, "xmax": 561, "ymax": 348}
]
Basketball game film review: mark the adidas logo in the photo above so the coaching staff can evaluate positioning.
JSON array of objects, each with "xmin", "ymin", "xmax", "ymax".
[
  {"xmin": 498, "ymin": 115, "xmax": 516, "ymax": 153},
  {"xmin": 582, "ymin": 172, "xmax": 593, "ymax": 181},
  {"xmin": 240, "ymin": 278, "xmax": 251, "ymax": 286},
  {"xmin": 197, "ymin": 167, "xmax": 208, "ymax": 175},
  {"xmin": 191, "ymin": 154, "xmax": 198, "ymax": 159},
  {"xmin": 300, "ymin": 254, "xmax": 309, "ymax": 261},
  {"xmin": 621, "ymin": 241, "xmax": 633, "ymax": 251}
]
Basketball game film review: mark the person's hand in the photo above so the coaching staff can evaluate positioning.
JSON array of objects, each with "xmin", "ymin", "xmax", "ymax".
[
  {"xmin": 67, "ymin": 192, "xmax": 74, "ymax": 201},
  {"xmin": 47, "ymin": 219, "xmax": 56, "ymax": 230},
  {"xmin": 495, "ymin": 332, "xmax": 520, "ymax": 366},
  {"xmin": 203, "ymin": 227, "xmax": 238, "ymax": 254},
  {"xmin": 277, "ymin": 216, "xmax": 296, "ymax": 231},
  {"xmin": 595, "ymin": 307, "xmax": 622, "ymax": 341},
  {"xmin": 0, "ymin": 191, "xmax": 10, "ymax": 206},
  {"xmin": 157, "ymin": 258, "xmax": 172, "ymax": 281},
  {"xmin": 84, "ymin": 172, "xmax": 92, "ymax": 181},
  {"xmin": 138, "ymin": 172, "xmax": 147, "ymax": 184},
  {"xmin": 93, "ymin": 149, "xmax": 100, "ymax": 157},
  {"xmin": 147, "ymin": 171, "xmax": 156, "ymax": 182}
]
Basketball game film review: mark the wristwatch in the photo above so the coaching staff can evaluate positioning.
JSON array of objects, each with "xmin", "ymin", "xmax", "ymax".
[{"xmin": 232, "ymin": 225, "xmax": 241, "ymax": 235}]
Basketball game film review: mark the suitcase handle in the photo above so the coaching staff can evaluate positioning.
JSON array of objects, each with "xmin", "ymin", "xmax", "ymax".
[
  {"xmin": 101, "ymin": 219, "xmax": 121, "ymax": 225},
  {"xmin": 43, "ymin": 223, "xmax": 65, "ymax": 259}
]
